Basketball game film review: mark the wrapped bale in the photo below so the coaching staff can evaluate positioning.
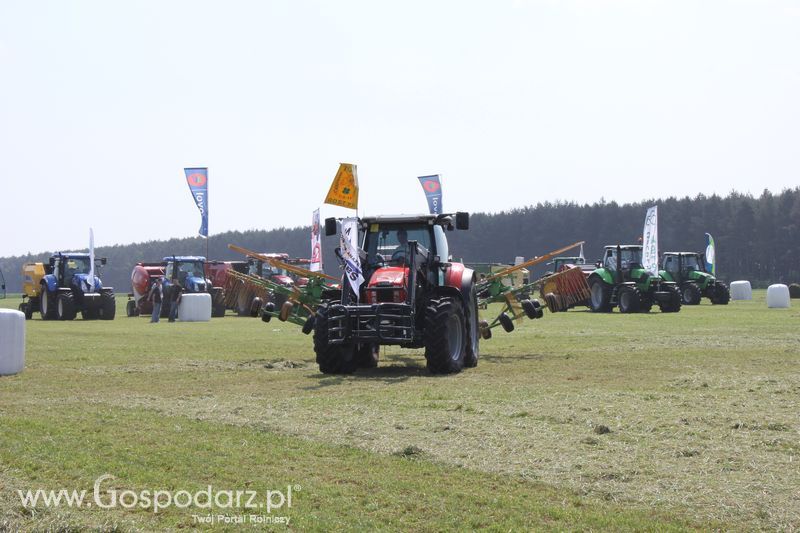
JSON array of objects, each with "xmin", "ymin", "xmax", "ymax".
[
  {"xmin": 789, "ymin": 283, "xmax": 800, "ymax": 299},
  {"xmin": 178, "ymin": 293, "xmax": 212, "ymax": 322},
  {"xmin": 0, "ymin": 309, "xmax": 25, "ymax": 375},
  {"xmin": 766, "ymin": 284, "xmax": 790, "ymax": 309},
  {"xmin": 730, "ymin": 280, "xmax": 752, "ymax": 300}
]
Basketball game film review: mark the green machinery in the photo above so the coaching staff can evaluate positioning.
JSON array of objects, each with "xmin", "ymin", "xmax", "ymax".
[
  {"xmin": 228, "ymin": 244, "xmax": 338, "ymax": 333},
  {"xmin": 587, "ymin": 245, "xmax": 681, "ymax": 313},
  {"xmin": 659, "ymin": 252, "xmax": 730, "ymax": 305},
  {"xmin": 475, "ymin": 241, "xmax": 587, "ymax": 338}
]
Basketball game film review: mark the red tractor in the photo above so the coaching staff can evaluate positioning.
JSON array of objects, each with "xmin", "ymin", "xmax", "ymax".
[{"xmin": 314, "ymin": 212, "xmax": 477, "ymax": 375}]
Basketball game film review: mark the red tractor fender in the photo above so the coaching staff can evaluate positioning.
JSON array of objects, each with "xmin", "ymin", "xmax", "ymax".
[{"xmin": 443, "ymin": 262, "xmax": 477, "ymax": 305}]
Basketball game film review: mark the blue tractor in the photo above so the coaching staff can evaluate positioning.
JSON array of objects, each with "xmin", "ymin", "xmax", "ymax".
[
  {"xmin": 39, "ymin": 252, "xmax": 116, "ymax": 320},
  {"xmin": 161, "ymin": 256, "xmax": 226, "ymax": 318}
]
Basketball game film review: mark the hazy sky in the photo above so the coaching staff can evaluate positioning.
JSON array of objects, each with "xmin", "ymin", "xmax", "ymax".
[{"xmin": 1, "ymin": 0, "xmax": 798, "ymax": 257}]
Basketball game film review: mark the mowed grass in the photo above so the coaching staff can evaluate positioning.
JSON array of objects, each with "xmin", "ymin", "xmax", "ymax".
[{"xmin": 0, "ymin": 292, "xmax": 797, "ymax": 530}]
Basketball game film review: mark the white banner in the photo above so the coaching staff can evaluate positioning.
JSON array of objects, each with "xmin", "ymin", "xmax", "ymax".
[
  {"xmin": 340, "ymin": 218, "xmax": 364, "ymax": 301},
  {"xmin": 310, "ymin": 209, "xmax": 322, "ymax": 272},
  {"xmin": 642, "ymin": 206, "xmax": 658, "ymax": 275},
  {"xmin": 88, "ymin": 228, "xmax": 96, "ymax": 292}
]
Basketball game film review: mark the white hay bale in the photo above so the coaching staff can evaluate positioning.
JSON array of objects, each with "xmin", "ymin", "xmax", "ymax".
[
  {"xmin": 0, "ymin": 309, "xmax": 25, "ymax": 376},
  {"xmin": 178, "ymin": 293, "xmax": 212, "ymax": 322},
  {"xmin": 730, "ymin": 280, "xmax": 752, "ymax": 300},
  {"xmin": 766, "ymin": 284, "xmax": 791, "ymax": 308}
]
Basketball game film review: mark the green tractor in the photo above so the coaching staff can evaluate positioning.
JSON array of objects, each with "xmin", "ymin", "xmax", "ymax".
[
  {"xmin": 587, "ymin": 245, "xmax": 681, "ymax": 313},
  {"xmin": 659, "ymin": 252, "xmax": 730, "ymax": 305}
]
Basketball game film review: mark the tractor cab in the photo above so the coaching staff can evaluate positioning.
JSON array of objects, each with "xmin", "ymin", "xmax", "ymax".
[
  {"xmin": 603, "ymin": 245, "xmax": 645, "ymax": 278},
  {"xmin": 48, "ymin": 252, "xmax": 105, "ymax": 291},
  {"xmin": 661, "ymin": 252, "xmax": 707, "ymax": 283},
  {"xmin": 163, "ymin": 256, "xmax": 210, "ymax": 293},
  {"xmin": 248, "ymin": 253, "xmax": 295, "ymax": 286}
]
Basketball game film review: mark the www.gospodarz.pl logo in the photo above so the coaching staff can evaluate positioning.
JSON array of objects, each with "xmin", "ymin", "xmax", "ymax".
[{"xmin": 17, "ymin": 474, "xmax": 298, "ymax": 515}]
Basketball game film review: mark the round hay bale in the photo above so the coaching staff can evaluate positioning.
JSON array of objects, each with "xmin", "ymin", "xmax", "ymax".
[
  {"xmin": 766, "ymin": 284, "xmax": 791, "ymax": 309},
  {"xmin": 789, "ymin": 283, "xmax": 800, "ymax": 299},
  {"xmin": 178, "ymin": 293, "xmax": 212, "ymax": 322},
  {"xmin": 0, "ymin": 309, "xmax": 25, "ymax": 376},
  {"xmin": 729, "ymin": 280, "xmax": 752, "ymax": 300}
]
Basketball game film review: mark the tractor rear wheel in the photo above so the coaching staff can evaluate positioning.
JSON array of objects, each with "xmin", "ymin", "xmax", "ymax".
[
  {"xmin": 40, "ymin": 285, "xmax": 56, "ymax": 320},
  {"xmin": 464, "ymin": 286, "xmax": 480, "ymax": 368},
  {"xmin": 659, "ymin": 285, "xmax": 682, "ymax": 313},
  {"xmin": 618, "ymin": 286, "xmax": 641, "ymax": 313},
  {"xmin": 355, "ymin": 343, "xmax": 379, "ymax": 368},
  {"xmin": 589, "ymin": 278, "xmax": 613, "ymax": 312},
  {"xmin": 313, "ymin": 305, "xmax": 357, "ymax": 374},
  {"xmin": 424, "ymin": 296, "xmax": 467, "ymax": 374},
  {"xmin": 99, "ymin": 292, "xmax": 116, "ymax": 320},
  {"xmin": 709, "ymin": 282, "xmax": 730, "ymax": 305},
  {"xmin": 681, "ymin": 283, "xmax": 702, "ymax": 305},
  {"xmin": 57, "ymin": 293, "xmax": 76, "ymax": 320}
]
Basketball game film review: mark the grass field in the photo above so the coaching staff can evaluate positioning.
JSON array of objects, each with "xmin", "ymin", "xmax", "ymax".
[{"xmin": 1, "ymin": 292, "xmax": 798, "ymax": 531}]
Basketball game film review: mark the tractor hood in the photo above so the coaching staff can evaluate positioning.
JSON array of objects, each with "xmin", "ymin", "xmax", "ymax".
[
  {"xmin": 177, "ymin": 275, "xmax": 210, "ymax": 293},
  {"xmin": 72, "ymin": 273, "xmax": 102, "ymax": 293},
  {"xmin": 368, "ymin": 267, "xmax": 408, "ymax": 287}
]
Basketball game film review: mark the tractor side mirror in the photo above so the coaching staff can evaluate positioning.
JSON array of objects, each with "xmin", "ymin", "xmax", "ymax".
[
  {"xmin": 455, "ymin": 212, "xmax": 469, "ymax": 230},
  {"xmin": 324, "ymin": 217, "xmax": 337, "ymax": 237}
]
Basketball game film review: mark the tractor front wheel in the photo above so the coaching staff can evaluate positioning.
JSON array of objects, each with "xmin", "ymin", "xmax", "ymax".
[
  {"xmin": 589, "ymin": 278, "xmax": 613, "ymax": 312},
  {"xmin": 618, "ymin": 286, "xmax": 641, "ymax": 313},
  {"xmin": 659, "ymin": 285, "xmax": 682, "ymax": 313},
  {"xmin": 57, "ymin": 293, "xmax": 76, "ymax": 320},
  {"xmin": 681, "ymin": 283, "xmax": 702, "ymax": 305},
  {"xmin": 423, "ymin": 297, "xmax": 467, "ymax": 375},
  {"xmin": 709, "ymin": 282, "xmax": 730, "ymax": 305},
  {"xmin": 313, "ymin": 305, "xmax": 357, "ymax": 374}
]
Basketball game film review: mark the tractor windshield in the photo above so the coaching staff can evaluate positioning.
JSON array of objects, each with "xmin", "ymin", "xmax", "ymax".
[
  {"xmin": 683, "ymin": 255, "xmax": 701, "ymax": 271},
  {"xmin": 63, "ymin": 258, "xmax": 91, "ymax": 278},
  {"xmin": 365, "ymin": 224, "xmax": 431, "ymax": 266},
  {"xmin": 176, "ymin": 261, "xmax": 205, "ymax": 284}
]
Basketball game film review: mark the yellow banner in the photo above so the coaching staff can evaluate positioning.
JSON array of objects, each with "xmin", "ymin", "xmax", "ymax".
[{"xmin": 324, "ymin": 163, "xmax": 359, "ymax": 209}]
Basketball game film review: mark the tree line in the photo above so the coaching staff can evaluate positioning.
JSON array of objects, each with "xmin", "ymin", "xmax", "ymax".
[{"xmin": 2, "ymin": 188, "xmax": 798, "ymax": 294}]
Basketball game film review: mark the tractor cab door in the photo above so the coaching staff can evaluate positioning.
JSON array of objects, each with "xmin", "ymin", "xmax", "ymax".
[
  {"xmin": 604, "ymin": 249, "xmax": 617, "ymax": 272},
  {"xmin": 663, "ymin": 255, "xmax": 681, "ymax": 283}
]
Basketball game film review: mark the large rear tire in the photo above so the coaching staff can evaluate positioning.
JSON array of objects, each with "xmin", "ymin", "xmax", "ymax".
[
  {"xmin": 313, "ymin": 305, "xmax": 357, "ymax": 374},
  {"xmin": 681, "ymin": 283, "xmax": 702, "ymax": 305},
  {"xmin": 40, "ymin": 284, "xmax": 56, "ymax": 320},
  {"xmin": 589, "ymin": 277, "xmax": 613, "ymax": 312},
  {"xmin": 464, "ymin": 286, "xmax": 480, "ymax": 368},
  {"xmin": 424, "ymin": 297, "xmax": 466, "ymax": 375}
]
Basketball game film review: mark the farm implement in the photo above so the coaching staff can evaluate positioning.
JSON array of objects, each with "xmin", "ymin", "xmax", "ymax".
[
  {"xmin": 227, "ymin": 244, "xmax": 338, "ymax": 332},
  {"xmin": 476, "ymin": 241, "xmax": 589, "ymax": 338}
]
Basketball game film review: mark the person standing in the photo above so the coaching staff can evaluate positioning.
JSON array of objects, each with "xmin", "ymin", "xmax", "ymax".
[
  {"xmin": 168, "ymin": 280, "xmax": 183, "ymax": 322},
  {"xmin": 148, "ymin": 277, "xmax": 164, "ymax": 323}
]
